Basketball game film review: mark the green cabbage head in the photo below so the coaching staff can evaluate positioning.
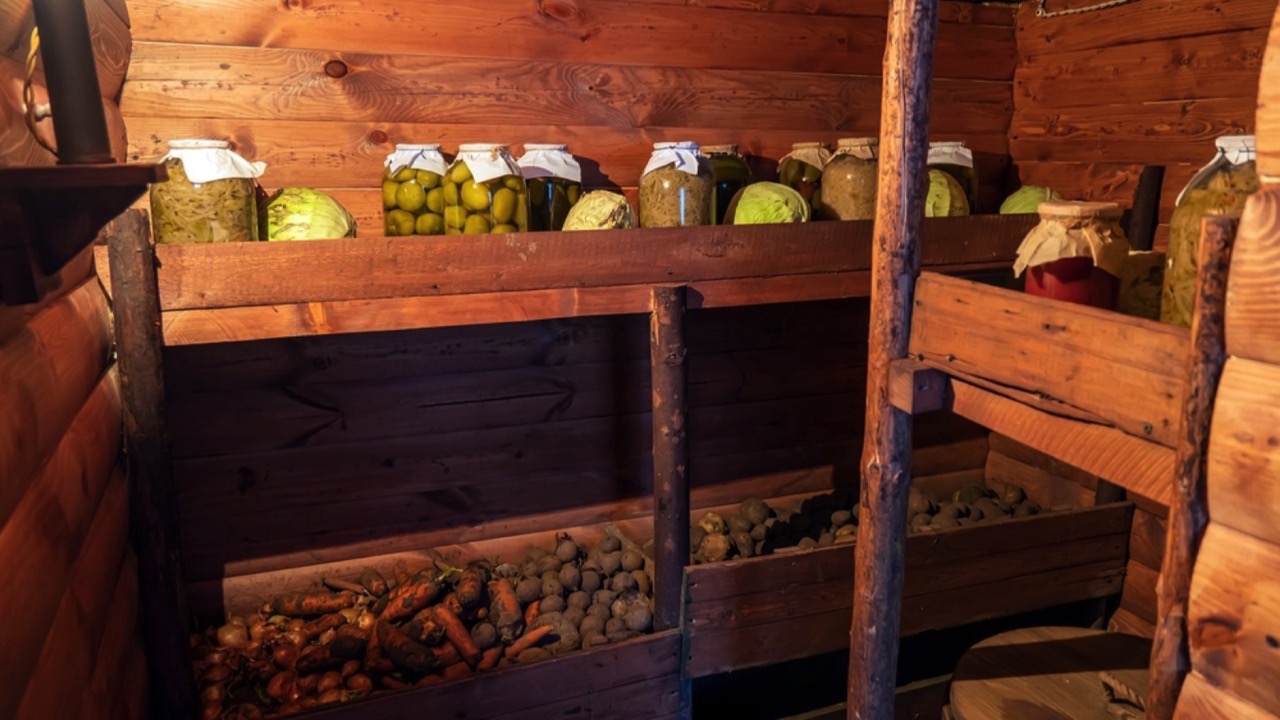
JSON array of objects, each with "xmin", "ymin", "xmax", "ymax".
[
  {"xmin": 260, "ymin": 188, "xmax": 357, "ymax": 241},
  {"xmin": 925, "ymin": 169, "xmax": 970, "ymax": 217},
  {"xmin": 999, "ymin": 185, "xmax": 1062, "ymax": 215},
  {"xmin": 562, "ymin": 191, "xmax": 635, "ymax": 230},
  {"xmin": 733, "ymin": 182, "xmax": 809, "ymax": 224}
]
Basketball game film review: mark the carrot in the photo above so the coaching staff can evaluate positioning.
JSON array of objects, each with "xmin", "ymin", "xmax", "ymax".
[
  {"xmin": 431, "ymin": 605, "xmax": 482, "ymax": 666},
  {"xmin": 322, "ymin": 577, "xmax": 366, "ymax": 595},
  {"xmin": 299, "ymin": 613, "xmax": 346, "ymax": 643},
  {"xmin": 441, "ymin": 661, "xmax": 472, "ymax": 679},
  {"xmin": 360, "ymin": 567, "xmax": 389, "ymax": 597},
  {"xmin": 455, "ymin": 564, "xmax": 488, "ymax": 610},
  {"xmin": 405, "ymin": 609, "xmax": 445, "ymax": 646},
  {"xmin": 476, "ymin": 646, "xmax": 502, "ymax": 671},
  {"xmin": 441, "ymin": 592, "xmax": 464, "ymax": 617},
  {"xmin": 414, "ymin": 674, "xmax": 443, "ymax": 688},
  {"xmin": 270, "ymin": 591, "xmax": 356, "ymax": 617},
  {"xmin": 433, "ymin": 641, "xmax": 461, "ymax": 667},
  {"xmin": 523, "ymin": 600, "xmax": 540, "ymax": 628},
  {"xmin": 503, "ymin": 625, "xmax": 554, "ymax": 659},
  {"xmin": 296, "ymin": 645, "xmax": 346, "ymax": 674},
  {"xmin": 379, "ymin": 572, "xmax": 442, "ymax": 622},
  {"xmin": 327, "ymin": 624, "xmax": 369, "ymax": 661},
  {"xmin": 376, "ymin": 619, "xmax": 441, "ymax": 674},
  {"xmin": 489, "ymin": 579, "xmax": 525, "ymax": 644},
  {"xmin": 364, "ymin": 619, "xmax": 386, "ymax": 671},
  {"xmin": 380, "ymin": 676, "xmax": 410, "ymax": 690}
]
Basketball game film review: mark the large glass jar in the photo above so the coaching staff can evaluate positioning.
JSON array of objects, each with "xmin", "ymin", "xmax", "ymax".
[
  {"xmin": 149, "ymin": 139, "xmax": 264, "ymax": 244},
  {"xmin": 382, "ymin": 143, "xmax": 447, "ymax": 236},
  {"xmin": 517, "ymin": 143, "xmax": 583, "ymax": 231},
  {"xmin": 1014, "ymin": 201, "xmax": 1130, "ymax": 310},
  {"xmin": 638, "ymin": 142, "xmax": 714, "ymax": 228},
  {"xmin": 1161, "ymin": 135, "xmax": 1259, "ymax": 327},
  {"xmin": 927, "ymin": 141, "xmax": 977, "ymax": 211},
  {"xmin": 442, "ymin": 143, "xmax": 529, "ymax": 235},
  {"xmin": 704, "ymin": 144, "xmax": 752, "ymax": 225},
  {"xmin": 819, "ymin": 138, "xmax": 878, "ymax": 220},
  {"xmin": 778, "ymin": 142, "xmax": 831, "ymax": 216}
]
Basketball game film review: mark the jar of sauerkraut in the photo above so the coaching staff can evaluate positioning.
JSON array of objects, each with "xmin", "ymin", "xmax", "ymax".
[
  {"xmin": 819, "ymin": 138, "xmax": 878, "ymax": 220},
  {"xmin": 517, "ymin": 143, "xmax": 583, "ymax": 232},
  {"xmin": 1160, "ymin": 135, "xmax": 1258, "ymax": 327},
  {"xmin": 441, "ymin": 144, "xmax": 529, "ymax": 235},
  {"xmin": 778, "ymin": 142, "xmax": 831, "ymax": 216},
  {"xmin": 382, "ymin": 143, "xmax": 447, "ymax": 236},
  {"xmin": 638, "ymin": 142, "xmax": 714, "ymax": 228},
  {"xmin": 149, "ymin": 139, "xmax": 265, "ymax": 244}
]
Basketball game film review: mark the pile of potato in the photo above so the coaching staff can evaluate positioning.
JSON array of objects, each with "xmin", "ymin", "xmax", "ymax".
[
  {"xmin": 690, "ymin": 483, "xmax": 1045, "ymax": 564},
  {"xmin": 191, "ymin": 530, "xmax": 654, "ymax": 718}
]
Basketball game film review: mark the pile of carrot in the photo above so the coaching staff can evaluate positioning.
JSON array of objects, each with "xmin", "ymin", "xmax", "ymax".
[{"xmin": 190, "ymin": 531, "xmax": 656, "ymax": 718}]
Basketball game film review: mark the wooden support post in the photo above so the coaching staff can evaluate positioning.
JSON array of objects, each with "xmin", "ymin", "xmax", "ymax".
[
  {"xmin": 888, "ymin": 359, "xmax": 948, "ymax": 415},
  {"xmin": 1148, "ymin": 216, "xmax": 1236, "ymax": 718},
  {"xmin": 650, "ymin": 285, "xmax": 690, "ymax": 632},
  {"xmin": 849, "ymin": 0, "xmax": 938, "ymax": 716},
  {"xmin": 105, "ymin": 210, "xmax": 195, "ymax": 720}
]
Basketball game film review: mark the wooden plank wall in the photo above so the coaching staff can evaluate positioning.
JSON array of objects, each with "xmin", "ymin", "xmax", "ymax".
[
  {"xmin": 0, "ymin": 2, "xmax": 146, "ymax": 717},
  {"xmin": 1011, "ymin": 0, "xmax": 1277, "ymax": 248},
  {"xmin": 116, "ymin": 0, "xmax": 1017, "ymax": 232}
]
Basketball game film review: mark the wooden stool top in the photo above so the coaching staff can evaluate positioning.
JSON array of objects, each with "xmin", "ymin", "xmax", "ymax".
[{"xmin": 950, "ymin": 626, "xmax": 1152, "ymax": 720}]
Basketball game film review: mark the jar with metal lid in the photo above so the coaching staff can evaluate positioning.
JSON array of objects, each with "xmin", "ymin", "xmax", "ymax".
[
  {"xmin": 1014, "ymin": 201, "xmax": 1130, "ymax": 310},
  {"xmin": 777, "ymin": 142, "xmax": 831, "ymax": 216},
  {"xmin": 638, "ymin": 141, "xmax": 714, "ymax": 228},
  {"xmin": 1161, "ymin": 135, "xmax": 1259, "ymax": 327},
  {"xmin": 704, "ymin": 144, "xmax": 752, "ymax": 225},
  {"xmin": 819, "ymin": 138, "xmax": 878, "ymax": 220},
  {"xmin": 382, "ymin": 143, "xmax": 448, "ymax": 236},
  {"xmin": 442, "ymin": 143, "xmax": 529, "ymax": 235},
  {"xmin": 149, "ymin": 139, "xmax": 265, "ymax": 244},
  {"xmin": 927, "ymin": 141, "xmax": 977, "ymax": 211},
  {"xmin": 517, "ymin": 143, "xmax": 583, "ymax": 231}
]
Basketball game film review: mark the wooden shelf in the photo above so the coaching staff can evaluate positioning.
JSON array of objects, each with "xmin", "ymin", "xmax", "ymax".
[
  {"xmin": 94, "ymin": 214, "xmax": 1036, "ymax": 345},
  {"xmin": 0, "ymin": 162, "xmax": 165, "ymax": 305}
]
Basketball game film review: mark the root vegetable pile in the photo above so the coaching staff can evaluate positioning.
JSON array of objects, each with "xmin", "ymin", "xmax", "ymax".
[{"xmin": 192, "ymin": 532, "xmax": 654, "ymax": 718}]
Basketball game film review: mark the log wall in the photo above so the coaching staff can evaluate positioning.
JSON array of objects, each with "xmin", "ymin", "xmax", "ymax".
[
  {"xmin": 0, "ymin": 1, "xmax": 144, "ymax": 716},
  {"xmin": 1011, "ymin": 0, "xmax": 1277, "ymax": 248},
  {"xmin": 116, "ymin": 0, "xmax": 1017, "ymax": 232}
]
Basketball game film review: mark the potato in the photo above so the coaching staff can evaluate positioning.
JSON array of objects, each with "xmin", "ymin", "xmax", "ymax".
[
  {"xmin": 559, "ymin": 565, "xmax": 581, "ymax": 592},
  {"xmin": 623, "ymin": 607, "xmax": 653, "ymax": 633},
  {"xmin": 567, "ymin": 591, "xmax": 591, "ymax": 610},
  {"xmin": 581, "ymin": 614, "xmax": 607, "ymax": 635},
  {"xmin": 727, "ymin": 515, "xmax": 753, "ymax": 534},
  {"xmin": 631, "ymin": 570, "xmax": 652, "ymax": 596},
  {"xmin": 699, "ymin": 512, "xmax": 727, "ymax": 535},
  {"xmin": 563, "ymin": 607, "xmax": 586, "ymax": 630},
  {"xmin": 582, "ymin": 630, "xmax": 609, "ymax": 647},
  {"xmin": 516, "ymin": 578, "xmax": 542, "ymax": 605},
  {"xmin": 593, "ymin": 589, "xmax": 618, "ymax": 609},
  {"xmin": 750, "ymin": 523, "xmax": 768, "ymax": 542},
  {"xmin": 797, "ymin": 537, "xmax": 818, "ymax": 550},
  {"xmin": 830, "ymin": 509, "xmax": 852, "ymax": 528},
  {"xmin": 597, "ymin": 534, "xmax": 622, "ymax": 554},
  {"xmin": 599, "ymin": 551, "xmax": 622, "ymax": 575},
  {"xmin": 697, "ymin": 533, "xmax": 732, "ymax": 564},
  {"xmin": 605, "ymin": 617, "xmax": 626, "ymax": 636},
  {"xmin": 817, "ymin": 532, "xmax": 835, "ymax": 547},
  {"xmin": 690, "ymin": 525, "xmax": 707, "ymax": 551},
  {"xmin": 909, "ymin": 513, "xmax": 932, "ymax": 532},
  {"xmin": 580, "ymin": 570, "xmax": 602, "ymax": 594},
  {"xmin": 739, "ymin": 498, "xmax": 771, "ymax": 526},
  {"xmin": 542, "ymin": 578, "xmax": 564, "ymax": 598},
  {"xmin": 540, "ymin": 595, "xmax": 566, "ymax": 614},
  {"xmin": 1001, "ymin": 485, "xmax": 1027, "ymax": 505},
  {"xmin": 555, "ymin": 537, "xmax": 581, "ymax": 563},
  {"xmin": 620, "ymin": 548, "xmax": 644, "ymax": 573},
  {"xmin": 494, "ymin": 563, "xmax": 522, "ymax": 579},
  {"xmin": 536, "ymin": 555, "xmax": 564, "ymax": 575},
  {"xmin": 470, "ymin": 622, "xmax": 498, "ymax": 650}
]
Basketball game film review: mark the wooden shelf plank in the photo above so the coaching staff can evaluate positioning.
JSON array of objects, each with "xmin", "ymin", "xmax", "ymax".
[
  {"xmin": 0, "ymin": 162, "xmax": 165, "ymax": 189},
  {"xmin": 910, "ymin": 272, "xmax": 1188, "ymax": 448}
]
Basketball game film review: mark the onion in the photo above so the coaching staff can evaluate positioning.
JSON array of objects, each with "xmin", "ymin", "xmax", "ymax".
[
  {"xmin": 317, "ymin": 688, "xmax": 347, "ymax": 705},
  {"xmin": 296, "ymin": 673, "xmax": 320, "ymax": 691},
  {"xmin": 201, "ymin": 664, "xmax": 232, "ymax": 684},
  {"xmin": 200, "ymin": 702, "xmax": 222, "ymax": 720},
  {"xmin": 266, "ymin": 670, "xmax": 296, "ymax": 702},
  {"xmin": 338, "ymin": 608, "xmax": 359, "ymax": 624},
  {"xmin": 216, "ymin": 623, "xmax": 250, "ymax": 649},
  {"xmin": 273, "ymin": 643, "xmax": 300, "ymax": 668},
  {"xmin": 286, "ymin": 619, "xmax": 304, "ymax": 632},
  {"xmin": 200, "ymin": 684, "xmax": 225, "ymax": 704},
  {"xmin": 203, "ymin": 649, "xmax": 228, "ymax": 665},
  {"xmin": 356, "ymin": 612, "xmax": 377, "ymax": 632},
  {"xmin": 316, "ymin": 628, "xmax": 337, "ymax": 646},
  {"xmin": 345, "ymin": 673, "xmax": 372, "ymax": 693},
  {"xmin": 340, "ymin": 660, "xmax": 360, "ymax": 679},
  {"xmin": 282, "ymin": 630, "xmax": 306, "ymax": 647}
]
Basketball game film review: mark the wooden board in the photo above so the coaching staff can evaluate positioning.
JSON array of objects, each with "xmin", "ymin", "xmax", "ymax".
[
  {"xmin": 1205, "ymin": 356, "xmax": 1280, "ymax": 546},
  {"xmin": 987, "ymin": 433, "xmax": 1101, "ymax": 492},
  {"xmin": 687, "ymin": 0, "xmax": 1015, "ymax": 25},
  {"xmin": 910, "ymin": 272, "xmax": 1188, "ymax": 447},
  {"xmin": 947, "ymin": 379, "xmax": 1175, "ymax": 509},
  {"xmin": 1120, "ymin": 559, "xmax": 1159, "ymax": 628},
  {"xmin": 1188, "ymin": 521, "xmax": 1280, "ymax": 716},
  {"xmin": 1174, "ymin": 671, "xmax": 1276, "ymax": 720},
  {"xmin": 1225, "ymin": 191, "xmax": 1280, "ymax": 364},
  {"xmin": 81, "ymin": 552, "xmax": 141, "ymax": 720},
  {"xmin": 1129, "ymin": 507, "xmax": 1167, "ymax": 571},
  {"xmin": 682, "ymin": 503, "xmax": 1132, "ymax": 676},
  {"xmin": 983, "ymin": 451, "xmax": 1094, "ymax": 510},
  {"xmin": 1260, "ymin": 8, "xmax": 1280, "ymax": 179},
  {"xmin": 1110, "ymin": 607, "xmax": 1157, "ymax": 639}
]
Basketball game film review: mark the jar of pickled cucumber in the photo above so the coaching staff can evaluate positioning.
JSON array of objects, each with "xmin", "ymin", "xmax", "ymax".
[
  {"xmin": 149, "ymin": 139, "xmax": 265, "ymax": 244},
  {"xmin": 928, "ymin": 141, "xmax": 977, "ymax": 211},
  {"xmin": 778, "ymin": 142, "xmax": 832, "ymax": 217},
  {"xmin": 638, "ymin": 142, "xmax": 714, "ymax": 228},
  {"xmin": 1161, "ymin": 135, "xmax": 1259, "ymax": 327},
  {"xmin": 382, "ymin": 143, "xmax": 447, "ymax": 236},
  {"xmin": 819, "ymin": 138, "xmax": 878, "ymax": 221},
  {"xmin": 442, "ymin": 144, "xmax": 529, "ymax": 235},
  {"xmin": 517, "ymin": 143, "xmax": 583, "ymax": 232},
  {"xmin": 704, "ymin": 144, "xmax": 752, "ymax": 225}
]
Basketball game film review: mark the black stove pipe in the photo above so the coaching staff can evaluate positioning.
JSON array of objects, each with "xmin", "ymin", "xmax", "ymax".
[{"xmin": 29, "ymin": 0, "xmax": 114, "ymax": 164}]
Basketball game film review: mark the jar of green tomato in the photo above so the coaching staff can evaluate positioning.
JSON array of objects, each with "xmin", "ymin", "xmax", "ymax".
[
  {"xmin": 704, "ymin": 144, "xmax": 752, "ymax": 225},
  {"xmin": 638, "ymin": 141, "xmax": 714, "ymax": 228},
  {"xmin": 778, "ymin": 142, "xmax": 832, "ymax": 217},
  {"xmin": 517, "ymin": 143, "xmax": 582, "ymax": 231},
  {"xmin": 149, "ymin": 139, "xmax": 265, "ymax": 244},
  {"xmin": 382, "ymin": 143, "xmax": 447, "ymax": 236},
  {"xmin": 442, "ymin": 144, "xmax": 529, "ymax": 235}
]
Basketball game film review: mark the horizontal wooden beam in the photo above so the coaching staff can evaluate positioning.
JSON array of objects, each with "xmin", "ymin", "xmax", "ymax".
[
  {"xmin": 910, "ymin": 272, "xmax": 1188, "ymax": 447},
  {"xmin": 888, "ymin": 359, "xmax": 950, "ymax": 414}
]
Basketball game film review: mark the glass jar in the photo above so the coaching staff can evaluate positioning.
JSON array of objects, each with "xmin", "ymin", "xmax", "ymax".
[
  {"xmin": 819, "ymin": 138, "xmax": 878, "ymax": 220},
  {"xmin": 517, "ymin": 143, "xmax": 583, "ymax": 231},
  {"xmin": 704, "ymin": 144, "xmax": 752, "ymax": 225},
  {"xmin": 638, "ymin": 141, "xmax": 714, "ymax": 228},
  {"xmin": 1161, "ymin": 135, "xmax": 1259, "ymax": 327},
  {"xmin": 777, "ymin": 142, "xmax": 831, "ymax": 216},
  {"xmin": 382, "ymin": 143, "xmax": 447, "ymax": 236},
  {"xmin": 149, "ymin": 139, "xmax": 264, "ymax": 244},
  {"xmin": 442, "ymin": 143, "xmax": 529, "ymax": 235},
  {"xmin": 927, "ymin": 141, "xmax": 977, "ymax": 211},
  {"xmin": 1014, "ymin": 201, "xmax": 1130, "ymax": 310}
]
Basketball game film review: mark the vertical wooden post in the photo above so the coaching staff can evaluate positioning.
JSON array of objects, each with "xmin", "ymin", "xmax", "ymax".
[
  {"xmin": 1126, "ymin": 165, "xmax": 1166, "ymax": 252},
  {"xmin": 1147, "ymin": 216, "xmax": 1236, "ymax": 718},
  {"xmin": 650, "ymin": 285, "xmax": 690, "ymax": 633},
  {"xmin": 849, "ymin": 0, "xmax": 938, "ymax": 717},
  {"xmin": 106, "ymin": 210, "xmax": 195, "ymax": 720}
]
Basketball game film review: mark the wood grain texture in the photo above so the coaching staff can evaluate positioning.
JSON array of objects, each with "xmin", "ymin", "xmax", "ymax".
[
  {"xmin": 983, "ymin": 451, "xmax": 1094, "ymax": 510},
  {"xmin": 948, "ymin": 379, "xmax": 1175, "ymax": 509},
  {"xmin": 1226, "ymin": 191, "xmax": 1280, "ymax": 363},
  {"xmin": 1110, "ymin": 607, "xmax": 1157, "ymax": 638},
  {"xmin": 3, "ymin": 0, "xmax": 133, "ymax": 100},
  {"xmin": 0, "ymin": 280, "xmax": 112, "ymax": 522},
  {"xmin": 0, "ymin": 370, "xmax": 120, "ymax": 720},
  {"xmin": 1174, "ymin": 671, "xmax": 1276, "ymax": 720},
  {"xmin": 911, "ymin": 272, "xmax": 1188, "ymax": 447},
  {"xmin": 1122, "ymin": 559, "xmax": 1160, "ymax": 627},
  {"xmin": 687, "ymin": 0, "xmax": 1015, "ymax": 25},
  {"xmin": 17, "ymin": 469, "xmax": 129, "ymax": 720},
  {"xmin": 987, "ymin": 433, "xmax": 1101, "ymax": 492},
  {"xmin": 1260, "ymin": 6, "xmax": 1280, "ymax": 179},
  {"xmin": 1187, "ymin": 522, "xmax": 1280, "ymax": 716},
  {"xmin": 649, "ymin": 286, "xmax": 689, "ymax": 632},
  {"xmin": 81, "ymin": 552, "xmax": 141, "ymax": 720},
  {"xmin": 1205, "ymin": 356, "xmax": 1280, "ymax": 547},
  {"xmin": 1130, "ymin": 508, "xmax": 1168, "ymax": 572}
]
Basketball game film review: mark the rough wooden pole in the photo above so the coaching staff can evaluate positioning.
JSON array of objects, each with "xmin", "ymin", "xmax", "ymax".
[
  {"xmin": 650, "ymin": 284, "xmax": 690, "ymax": 632},
  {"xmin": 849, "ymin": 0, "xmax": 938, "ymax": 717},
  {"xmin": 106, "ymin": 210, "xmax": 196, "ymax": 720},
  {"xmin": 1147, "ymin": 215, "xmax": 1236, "ymax": 718}
]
